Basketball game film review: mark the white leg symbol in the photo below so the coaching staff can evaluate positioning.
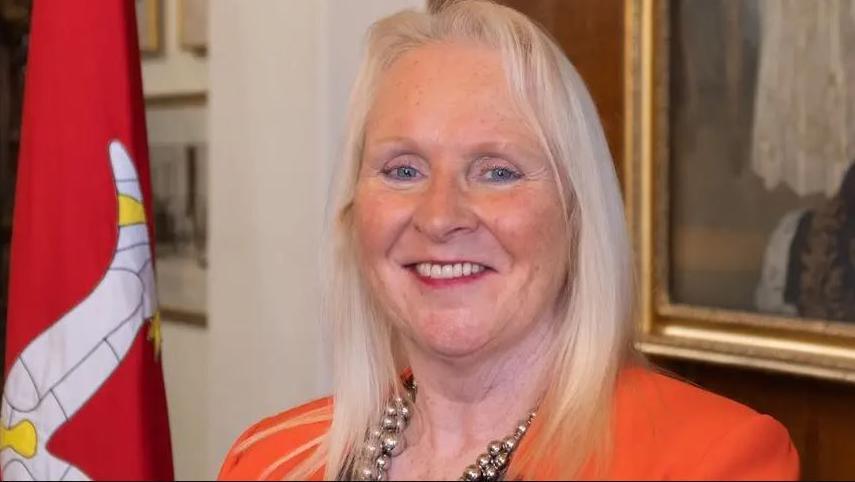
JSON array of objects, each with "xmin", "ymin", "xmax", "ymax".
[{"xmin": 0, "ymin": 141, "xmax": 159, "ymax": 481}]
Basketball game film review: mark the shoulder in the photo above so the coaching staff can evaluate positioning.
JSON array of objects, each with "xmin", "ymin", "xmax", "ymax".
[
  {"xmin": 608, "ymin": 366, "xmax": 799, "ymax": 480},
  {"xmin": 615, "ymin": 366, "xmax": 759, "ymax": 423},
  {"xmin": 218, "ymin": 397, "xmax": 332, "ymax": 481}
]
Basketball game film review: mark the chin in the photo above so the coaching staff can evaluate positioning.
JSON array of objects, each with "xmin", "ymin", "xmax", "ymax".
[{"xmin": 406, "ymin": 312, "xmax": 496, "ymax": 359}]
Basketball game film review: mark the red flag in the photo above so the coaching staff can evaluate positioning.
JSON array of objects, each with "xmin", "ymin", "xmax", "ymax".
[{"xmin": 1, "ymin": 1, "xmax": 174, "ymax": 480}]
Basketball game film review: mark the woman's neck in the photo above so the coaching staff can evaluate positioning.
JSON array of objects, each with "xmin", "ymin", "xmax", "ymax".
[{"xmin": 392, "ymin": 320, "xmax": 553, "ymax": 479}]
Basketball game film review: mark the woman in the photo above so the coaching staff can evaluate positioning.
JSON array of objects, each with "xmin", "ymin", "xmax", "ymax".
[{"xmin": 219, "ymin": 1, "xmax": 799, "ymax": 480}]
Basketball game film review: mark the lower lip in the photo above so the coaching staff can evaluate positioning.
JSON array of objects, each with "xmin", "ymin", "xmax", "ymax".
[{"xmin": 408, "ymin": 267, "xmax": 491, "ymax": 287}]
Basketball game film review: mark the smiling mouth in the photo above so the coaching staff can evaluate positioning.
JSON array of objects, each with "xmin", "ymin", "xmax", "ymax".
[{"xmin": 406, "ymin": 261, "xmax": 492, "ymax": 281}]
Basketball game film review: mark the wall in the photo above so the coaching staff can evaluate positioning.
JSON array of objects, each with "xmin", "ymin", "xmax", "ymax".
[
  {"xmin": 144, "ymin": 103, "xmax": 209, "ymax": 481},
  {"xmin": 498, "ymin": 0, "xmax": 625, "ymax": 172},
  {"xmin": 140, "ymin": 1, "xmax": 210, "ymax": 478},
  {"xmin": 141, "ymin": 0, "xmax": 425, "ymax": 478},
  {"xmin": 207, "ymin": 3, "xmax": 327, "ymax": 478},
  {"xmin": 199, "ymin": 1, "xmax": 421, "ymax": 480},
  {"xmin": 160, "ymin": 321, "xmax": 210, "ymax": 480}
]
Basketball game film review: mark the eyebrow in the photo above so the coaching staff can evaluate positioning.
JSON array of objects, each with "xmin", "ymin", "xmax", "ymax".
[
  {"xmin": 366, "ymin": 136, "xmax": 542, "ymax": 159},
  {"xmin": 367, "ymin": 136, "xmax": 420, "ymax": 150}
]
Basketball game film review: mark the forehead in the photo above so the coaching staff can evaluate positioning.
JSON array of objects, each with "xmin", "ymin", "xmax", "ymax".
[
  {"xmin": 380, "ymin": 41, "xmax": 506, "ymax": 98},
  {"xmin": 365, "ymin": 42, "xmax": 534, "ymax": 142}
]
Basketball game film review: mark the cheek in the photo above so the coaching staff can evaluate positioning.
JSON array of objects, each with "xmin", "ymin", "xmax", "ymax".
[
  {"xmin": 352, "ymin": 185, "xmax": 422, "ymax": 327},
  {"xmin": 488, "ymin": 187, "xmax": 568, "ymax": 273},
  {"xmin": 353, "ymin": 186, "xmax": 412, "ymax": 259}
]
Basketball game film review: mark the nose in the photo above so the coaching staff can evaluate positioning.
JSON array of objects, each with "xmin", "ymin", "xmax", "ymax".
[{"xmin": 412, "ymin": 170, "xmax": 478, "ymax": 242}]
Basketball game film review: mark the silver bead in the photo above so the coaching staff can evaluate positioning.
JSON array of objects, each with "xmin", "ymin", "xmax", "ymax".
[
  {"xmin": 393, "ymin": 395, "xmax": 405, "ymax": 406},
  {"xmin": 376, "ymin": 470, "xmax": 387, "ymax": 481},
  {"xmin": 395, "ymin": 416, "xmax": 408, "ymax": 433},
  {"xmin": 493, "ymin": 451, "xmax": 509, "ymax": 469},
  {"xmin": 397, "ymin": 403, "xmax": 412, "ymax": 421},
  {"xmin": 462, "ymin": 465, "xmax": 482, "ymax": 481},
  {"xmin": 381, "ymin": 415, "xmax": 397, "ymax": 431},
  {"xmin": 364, "ymin": 441, "xmax": 380, "ymax": 458},
  {"xmin": 376, "ymin": 454, "xmax": 391, "ymax": 472},
  {"xmin": 369, "ymin": 427, "xmax": 384, "ymax": 441},
  {"xmin": 384, "ymin": 404, "xmax": 398, "ymax": 418},
  {"xmin": 380, "ymin": 432, "xmax": 405, "ymax": 456},
  {"xmin": 476, "ymin": 452, "xmax": 493, "ymax": 469},
  {"xmin": 482, "ymin": 464, "xmax": 500, "ymax": 481},
  {"xmin": 493, "ymin": 452, "xmax": 508, "ymax": 470},
  {"xmin": 487, "ymin": 440, "xmax": 503, "ymax": 457},
  {"xmin": 501, "ymin": 435, "xmax": 517, "ymax": 453},
  {"xmin": 513, "ymin": 423, "xmax": 528, "ymax": 439},
  {"xmin": 356, "ymin": 466, "xmax": 377, "ymax": 481}
]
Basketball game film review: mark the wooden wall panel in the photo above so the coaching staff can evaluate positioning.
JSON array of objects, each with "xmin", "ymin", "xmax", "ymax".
[
  {"xmin": 498, "ymin": 0, "xmax": 625, "ymax": 173},
  {"xmin": 429, "ymin": 0, "xmax": 625, "ymax": 173}
]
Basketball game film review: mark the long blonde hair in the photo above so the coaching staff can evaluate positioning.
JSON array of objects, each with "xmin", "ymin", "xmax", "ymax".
[{"xmin": 291, "ymin": 1, "xmax": 634, "ymax": 479}]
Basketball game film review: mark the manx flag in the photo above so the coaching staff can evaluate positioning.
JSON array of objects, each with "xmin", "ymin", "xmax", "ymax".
[{"xmin": 1, "ymin": 1, "xmax": 174, "ymax": 480}]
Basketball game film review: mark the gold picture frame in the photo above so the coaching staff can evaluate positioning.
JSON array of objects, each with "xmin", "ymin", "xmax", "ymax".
[
  {"xmin": 178, "ymin": 0, "xmax": 208, "ymax": 54},
  {"xmin": 624, "ymin": 0, "xmax": 855, "ymax": 383},
  {"xmin": 136, "ymin": 0, "xmax": 162, "ymax": 56}
]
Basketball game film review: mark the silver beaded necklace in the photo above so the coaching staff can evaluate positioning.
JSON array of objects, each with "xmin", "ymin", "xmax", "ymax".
[{"xmin": 354, "ymin": 376, "xmax": 537, "ymax": 481}]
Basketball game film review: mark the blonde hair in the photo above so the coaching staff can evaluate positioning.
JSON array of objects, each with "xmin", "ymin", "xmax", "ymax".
[{"xmin": 289, "ymin": 1, "xmax": 634, "ymax": 479}]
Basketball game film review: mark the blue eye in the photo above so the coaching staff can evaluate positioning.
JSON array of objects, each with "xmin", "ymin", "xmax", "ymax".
[
  {"xmin": 384, "ymin": 165, "xmax": 422, "ymax": 181},
  {"xmin": 484, "ymin": 167, "xmax": 522, "ymax": 182}
]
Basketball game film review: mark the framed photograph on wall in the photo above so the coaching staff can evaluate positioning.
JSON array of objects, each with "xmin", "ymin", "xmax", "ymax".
[
  {"xmin": 178, "ymin": 0, "xmax": 208, "ymax": 53},
  {"xmin": 136, "ymin": 0, "xmax": 162, "ymax": 55},
  {"xmin": 145, "ymin": 97, "xmax": 208, "ymax": 326},
  {"xmin": 625, "ymin": 0, "xmax": 855, "ymax": 382},
  {"xmin": 150, "ymin": 141, "xmax": 208, "ymax": 325}
]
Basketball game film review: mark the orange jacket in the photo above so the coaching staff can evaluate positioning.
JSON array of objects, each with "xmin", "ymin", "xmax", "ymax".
[{"xmin": 219, "ymin": 367, "xmax": 799, "ymax": 480}]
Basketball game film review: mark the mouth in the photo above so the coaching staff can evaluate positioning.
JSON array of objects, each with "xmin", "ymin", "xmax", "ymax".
[{"xmin": 404, "ymin": 261, "xmax": 493, "ymax": 286}]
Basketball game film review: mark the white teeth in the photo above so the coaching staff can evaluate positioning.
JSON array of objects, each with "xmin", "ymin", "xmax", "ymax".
[{"xmin": 414, "ymin": 262, "xmax": 487, "ymax": 279}]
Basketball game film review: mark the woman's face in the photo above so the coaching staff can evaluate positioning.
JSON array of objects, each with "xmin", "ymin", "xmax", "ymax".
[{"xmin": 353, "ymin": 42, "xmax": 569, "ymax": 359}]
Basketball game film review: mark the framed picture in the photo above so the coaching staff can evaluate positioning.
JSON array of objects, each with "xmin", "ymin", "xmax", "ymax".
[
  {"xmin": 150, "ymin": 141, "xmax": 208, "ymax": 325},
  {"xmin": 625, "ymin": 0, "xmax": 855, "ymax": 382},
  {"xmin": 178, "ymin": 0, "xmax": 208, "ymax": 53},
  {"xmin": 136, "ymin": 0, "xmax": 162, "ymax": 55},
  {"xmin": 145, "ymin": 96, "xmax": 208, "ymax": 326}
]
